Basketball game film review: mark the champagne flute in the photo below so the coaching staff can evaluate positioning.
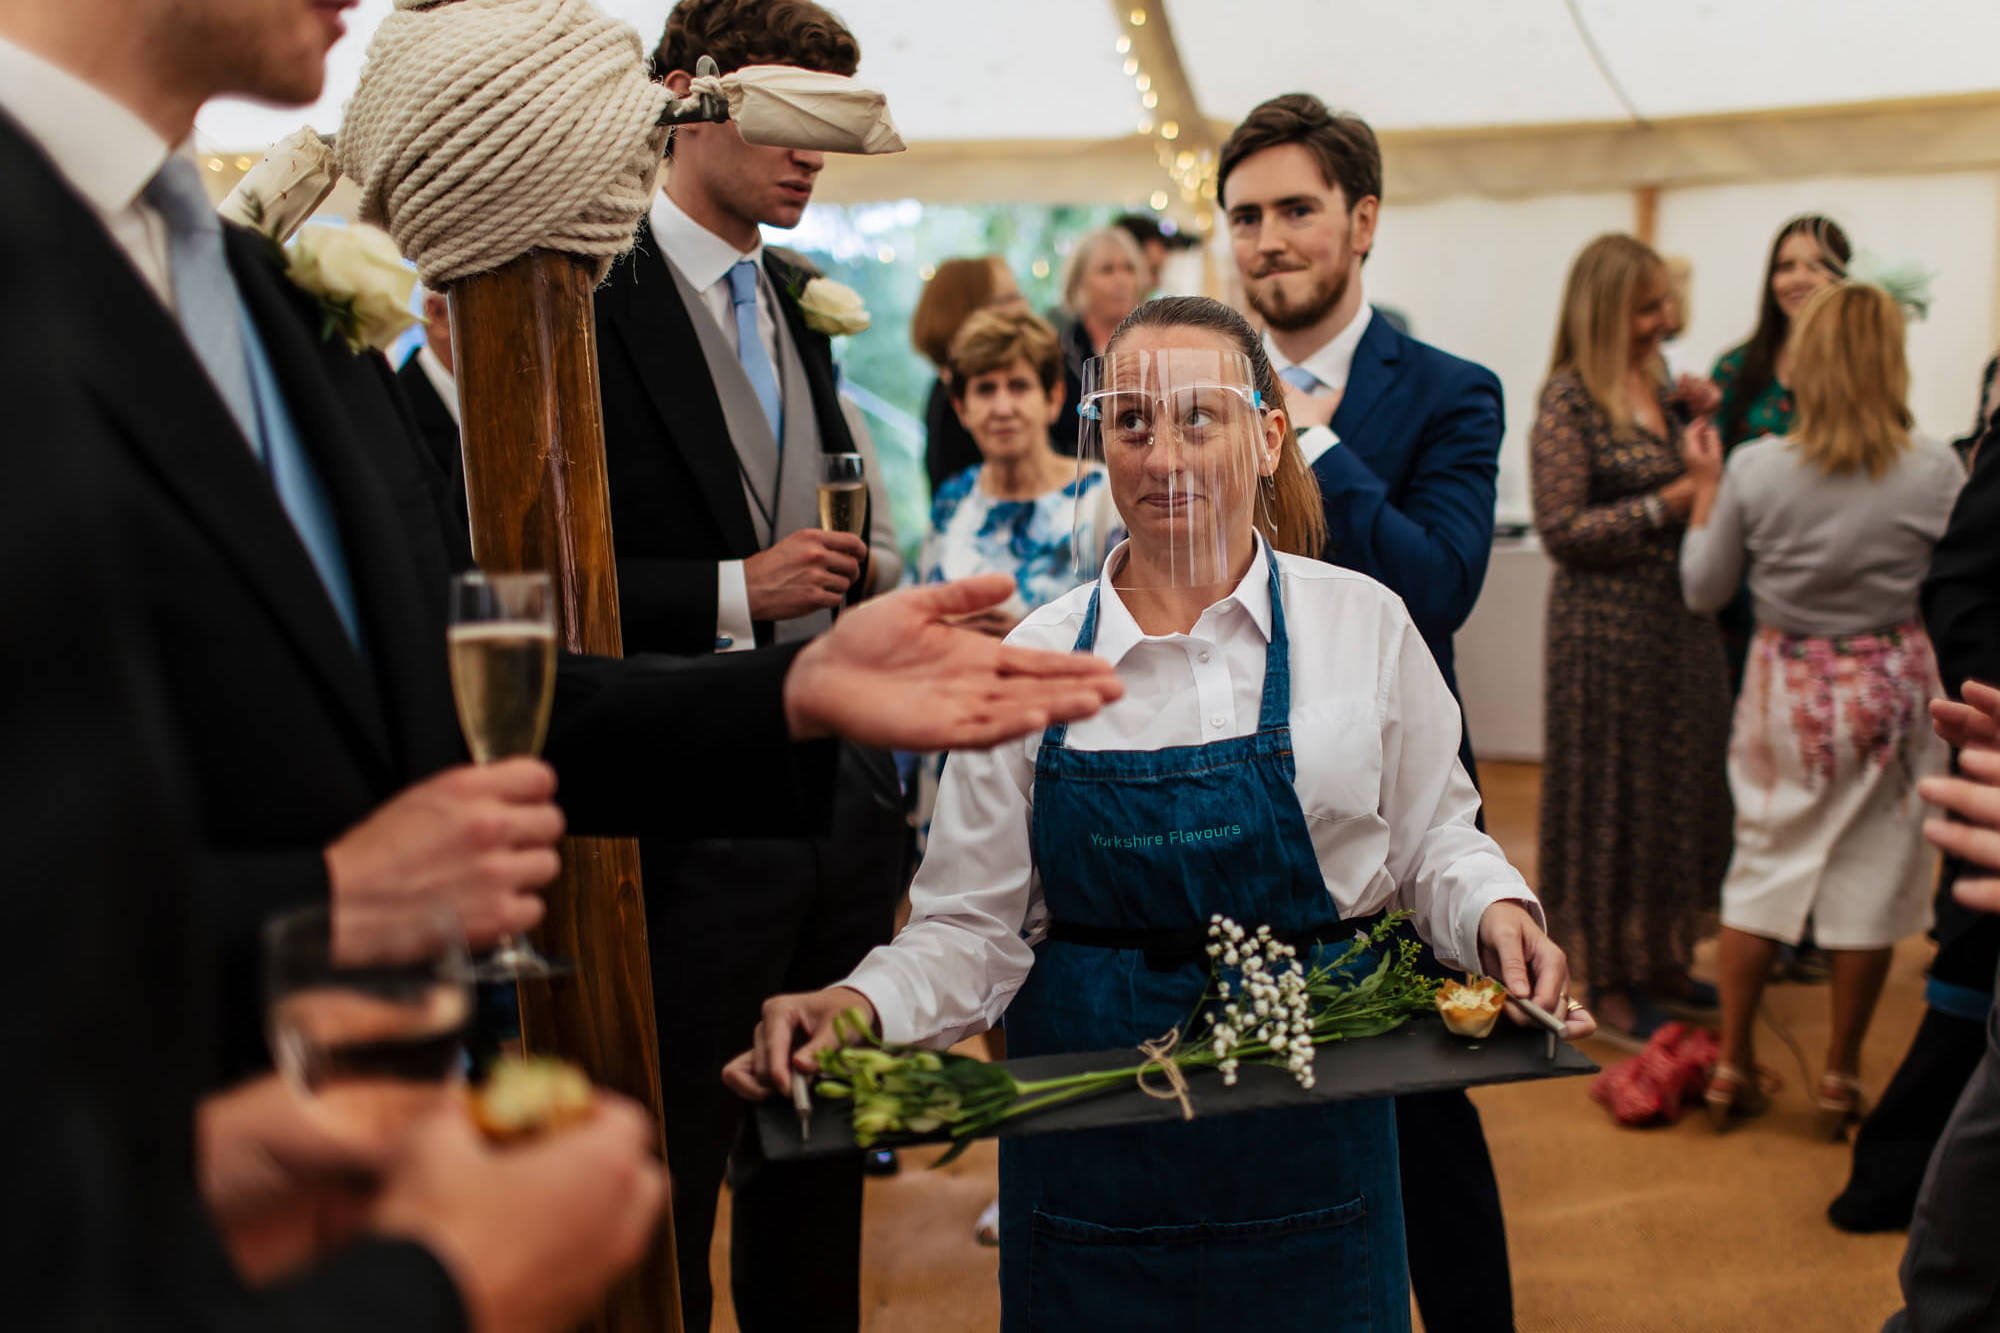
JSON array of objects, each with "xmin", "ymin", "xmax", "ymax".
[
  {"xmin": 818, "ymin": 452, "xmax": 869, "ymax": 612},
  {"xmin": 447, "ymin": 570, "xmax": 567, "ymax": 981},
  {"xmin": 265, "ymin": 899, "xmax": 473, "ymax": 1136}
]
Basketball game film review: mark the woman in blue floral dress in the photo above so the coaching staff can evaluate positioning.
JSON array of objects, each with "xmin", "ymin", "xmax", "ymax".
[{"xmin": 912, "ymin": 307, "xmax": 1120, "ymax": 634}]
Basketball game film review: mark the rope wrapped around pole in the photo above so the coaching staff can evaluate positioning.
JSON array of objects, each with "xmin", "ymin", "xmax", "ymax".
[{"xmin": 336, "ymin": 0, "xmax": 669, "ymax": 286}]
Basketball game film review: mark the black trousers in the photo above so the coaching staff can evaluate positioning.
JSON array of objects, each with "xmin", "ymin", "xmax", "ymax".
[
  {"xmin": 1835, "ymin": 874, "xmax": 2000, "ymax": 1233},
  {"xmin": 1885, "ymin": 956, "xmax": 2000, "ymax": 1332},
  {"xmin": 645, "ymin": 746, "xmax": 908, "ymax": 1333}
]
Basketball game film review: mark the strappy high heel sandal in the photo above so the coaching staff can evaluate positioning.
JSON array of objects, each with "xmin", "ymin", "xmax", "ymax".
[
  {"xmin": 1816, "ymin": 1073, "xmax": 1867, "ymax": 1142},
  {"xmin": 1705, "ymin": 1061, "xmax": 1773, "ymax": 1131}
]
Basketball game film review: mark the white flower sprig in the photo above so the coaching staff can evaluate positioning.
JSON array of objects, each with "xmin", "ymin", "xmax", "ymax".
[{"xmin": 1204, "ymin": 916, "xmax": 1317, "ymax": 1089}]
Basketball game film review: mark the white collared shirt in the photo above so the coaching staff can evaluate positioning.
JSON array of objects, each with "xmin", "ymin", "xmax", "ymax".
[
  {"xmin": 0, "ymin": 33, "xmax": 175, "ymax": 307},
  {"xmin": 844, "ymin": 539, "xmax": 1541, "ymax": 1047},
  {"xmin": 416, "ymin": 345, "xmax": 460, "ymax": 426},
  {"xmin": 648, "ymin": 187, "xmax": 781, "ymax": 378},
  {"xmin": 1264, "ymin": 301, "xmax": 1373, "ymax": 467},
  {"xmin": 647, "ymin": 187, "xmax": 786, "ymax": 650}
]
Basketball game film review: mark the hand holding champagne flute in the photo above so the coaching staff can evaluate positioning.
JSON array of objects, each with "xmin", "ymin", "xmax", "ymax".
[
  {"xmin": 818, "ymin": 452, "xmax": 870, "ymax": 611},
  {"xmin": 448, "ymin": 570, "xmax": 566, "ymax": 980}
]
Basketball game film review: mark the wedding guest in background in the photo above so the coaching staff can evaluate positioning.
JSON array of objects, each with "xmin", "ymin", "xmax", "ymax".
[
  {"xmin": 595, "ymin": 3, "xmax": 903, "ymax": 1327},
  {"xmin": 1681, "ymin": 282, "xmax": 1962, "ymax": 1134},
  {"xmin": 1217, "ymin": 90, "xmax": 1513, "ymax": 1332},
  {"xmin": 1220, "ymin": 93, "xmax": 1499, "ymax": 770},
  {"xmin": 1713, "ymin": 216, "xmax": 1853, "ymax": 451},
  {"xmin": 394, "ymin": 287, "xmax": 466, "ymax": 549},
  {"xmin": 1113, "ymin": 211, "xmax": 1170, "ymax": 291},
  {"xmin": 1832, "ymin": 404, "xmax": 2000, "ymax": 1231},
  {"xmin": 913, "ymin": 254, "xmax": 1031, "ymax": 491},
  {"xmin": 1056, "ymin": 226, "xmax": 1146, "ymax": 436},
  {"xmin": 1532, "ymin": 233, "xmax": 1732, "ymax": 1045},
  {"xmin": 1948, "ymin": 348, "xmax": 1999, "ymax": 464},
  {"xmin": 916, "ymin": 307, "xmax": 1118, "ymax": 635},
  {"xmin": 1707, "ymin": 218, "xmax": 1856, "ymax": 987}
]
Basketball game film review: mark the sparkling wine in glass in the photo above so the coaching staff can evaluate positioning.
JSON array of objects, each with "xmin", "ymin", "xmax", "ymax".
[
  {"xmin": 266, "ymin": 899, "xmax": 473, "ymax": 1135},
  {"xmin": 447, "ymin": 570, "xmax": 566, "ymax": 980},
  {"xmin": 818, "ymin": 452, "xmax": 869, "ymax": 612}
]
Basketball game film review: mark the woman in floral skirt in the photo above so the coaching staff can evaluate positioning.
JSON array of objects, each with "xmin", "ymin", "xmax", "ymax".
[{"xmin": 1682, "ymin": 281, "xmax": 1964, "ymax": 1134}]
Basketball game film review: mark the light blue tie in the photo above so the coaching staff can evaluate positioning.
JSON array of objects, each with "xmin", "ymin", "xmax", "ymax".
[
  {"xmin": 1278, "ymin": 364, "xmax": 1324, "ymax": 394},
  {"xmin": 728, "ymin": 259, "xmax": 784, "ymax": 444},
  {"xmin": 144, "ymin": 157, "xmax": 364, "ymax": 650}
]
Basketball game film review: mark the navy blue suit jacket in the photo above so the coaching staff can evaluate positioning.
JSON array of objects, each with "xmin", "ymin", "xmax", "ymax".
[{"xmin": 1312, "ymin": 311, "xmax": 1502, "ymax": 771}]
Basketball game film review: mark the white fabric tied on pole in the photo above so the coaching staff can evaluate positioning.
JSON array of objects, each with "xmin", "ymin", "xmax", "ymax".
[
  {"xmin": 219, "ymin": 127, "xmax": 340, "ymax": 240},
  {"xmin": 335, "ymin": 0, "xmax": 670, "ymax": 287},
  {"xmin": 687, "ymin": 64, "xmax": 906, "ymax": 156}
]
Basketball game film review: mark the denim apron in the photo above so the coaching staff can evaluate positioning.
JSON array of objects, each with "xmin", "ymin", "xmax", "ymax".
[{"xmin": 997, "ymin": 558, "xmax": 1409, "ymax": 1332}]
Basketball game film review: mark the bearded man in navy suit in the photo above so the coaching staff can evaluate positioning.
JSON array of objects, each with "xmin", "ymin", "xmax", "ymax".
[{"xmin": 1221, "ymin": 93, "xmax": 1510, "ymax": 1332}]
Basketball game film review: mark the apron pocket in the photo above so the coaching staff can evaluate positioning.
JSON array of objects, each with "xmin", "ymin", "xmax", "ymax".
[{"xmin": 1026, "ymin": 1195, "xmax": 1374, "ymax": 1331}]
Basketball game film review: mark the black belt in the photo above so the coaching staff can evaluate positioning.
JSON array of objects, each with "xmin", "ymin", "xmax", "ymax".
[{"xmin": 1045, "ymin": 916, "xmax": 1380, "ymax": 972}]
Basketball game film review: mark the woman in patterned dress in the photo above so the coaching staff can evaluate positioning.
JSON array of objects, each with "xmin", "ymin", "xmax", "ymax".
[
  {"xmin": 1682, "ymin": 283, "xmax": 1963, "ymax": 1134},
  {"xmin": 1531, "ymin": 234, "xmax": 1733, "ymax": 1043}
]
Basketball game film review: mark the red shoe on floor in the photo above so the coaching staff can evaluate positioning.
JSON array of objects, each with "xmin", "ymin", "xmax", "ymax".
[{"xmin": 1589, "ymin": 1022, "xmax": 1721, "ymax": 1127}]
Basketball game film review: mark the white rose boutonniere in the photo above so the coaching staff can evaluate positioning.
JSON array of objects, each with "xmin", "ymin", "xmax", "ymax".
[
  {"xmin": 796, "ymin": 277, "xmax": 870, "ymax": 336},
  {"xmin": 285, "ymin": 222, "xmax": 421, "ymax": 354}
]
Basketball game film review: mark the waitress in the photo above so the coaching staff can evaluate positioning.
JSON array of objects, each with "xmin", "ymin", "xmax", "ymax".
[{"xmin": 726, "ymin": 297, "xmax": 1593, "ymax": 1331}]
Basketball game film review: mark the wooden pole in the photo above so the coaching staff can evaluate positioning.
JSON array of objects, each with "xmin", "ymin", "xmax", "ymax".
[
  {"xmin": 449, "ymin": 250, "xmax": 681, "ymax": 1333},
  {"xmin": 1634, "ymin": 184, "xmax": 1660, "ymax": 247}
]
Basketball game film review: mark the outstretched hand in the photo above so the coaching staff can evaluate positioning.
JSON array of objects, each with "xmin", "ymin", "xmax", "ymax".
[{"xmin": 783, "ymin": 574, "xmax": 1123, "ymax": 751}]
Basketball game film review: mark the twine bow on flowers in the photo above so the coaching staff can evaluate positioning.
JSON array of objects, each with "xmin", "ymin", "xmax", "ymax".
[
  {"xmin": 810, "ymin": 912, "xmax": 1437, "ymax": 1164},
  {"xmin": 1135, "ymin": 1027, "xmax": 1193, "ymax": 1121}
]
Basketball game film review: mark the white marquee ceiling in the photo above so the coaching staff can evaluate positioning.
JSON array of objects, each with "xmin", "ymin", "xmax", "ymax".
[{"xmin": 194, "ymin": 1, "xmax": 2000, "ymax": 165}]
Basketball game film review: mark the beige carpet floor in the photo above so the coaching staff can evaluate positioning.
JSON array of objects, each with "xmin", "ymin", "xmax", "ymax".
[{"xmin": 707, "ymin": 762, "xmax": 1929, "ymax": 1331}]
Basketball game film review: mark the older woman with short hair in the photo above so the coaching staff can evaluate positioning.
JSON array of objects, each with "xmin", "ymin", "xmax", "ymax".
[{"xmin": 916, "ymin": 305, "xmax": 1117, "ymax": 638}]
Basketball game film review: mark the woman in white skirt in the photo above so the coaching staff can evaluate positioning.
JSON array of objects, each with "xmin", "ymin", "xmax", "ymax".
[{"xmin": 1681, "ymin": 281, "xmax": 1965, "ymax": 1136}]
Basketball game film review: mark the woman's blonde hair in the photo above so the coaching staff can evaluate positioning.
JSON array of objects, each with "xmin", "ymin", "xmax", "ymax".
[
  {"xmin": 1061, "ymin": 227, "xmax": 1147, "ymax": 316},
  {"xmin": 1108, "ymin": 296, "xmax": 1328, "ymax": 559},
  {"xmin": 1549, "ymin": 233, "xmax": 1666, "ymax": 425},
  {"xmin": 1788, "ymin": 283, "xmax": 1913, "ymax": 478}
]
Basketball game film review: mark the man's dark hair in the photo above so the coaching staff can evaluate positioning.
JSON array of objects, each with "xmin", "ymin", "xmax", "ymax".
[
  {"xmin": 1217, "ymin": 93, "xmax": 1381, "ymax": 212},
  {"xmin": 655, "ymin": 0, "xmax": 860, "ymax": 79},
  {"xmin": 1113, "ymin": 212, "xmax": 1166, "ymax": 247}
]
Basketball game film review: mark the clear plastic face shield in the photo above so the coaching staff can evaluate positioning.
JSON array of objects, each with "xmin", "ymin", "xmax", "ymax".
[{"xmin": 1074, "ymin": 345, "xmax": 1277, "ymax": 588}]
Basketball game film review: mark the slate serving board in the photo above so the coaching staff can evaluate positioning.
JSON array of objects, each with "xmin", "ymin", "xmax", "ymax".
[{"xmin": 755, "ymin": 1018, "xmax": 1596, "ymax": 1162}]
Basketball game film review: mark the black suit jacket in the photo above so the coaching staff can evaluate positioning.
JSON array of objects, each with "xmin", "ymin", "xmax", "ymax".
[
  {"xmin": 3, "ymin": 305, "xmax": 464, "ymax": 1329},
  {"xmin": 594, "ymin": 221, "xmax": 861, "ymax": 655},
  {"xmin": 1921, "ymin": 419, "xmax": 2000, "ymax": 989},
  {"xmin": 393, "ymin": 352, "xmax": 469, "ymax": 554},
  {"xmin": 0, "ymin": 116, "xmax": 832, "ymax": 1078}
]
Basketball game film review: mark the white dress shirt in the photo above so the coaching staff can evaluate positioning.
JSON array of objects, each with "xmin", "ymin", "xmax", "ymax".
[
  {"xmin": 845, "ymin": 539, "xmax": 1541, "ymax": 1047},
  {"xmin": 0, "ymin": 33, "xmax": 175, "ymax": 307},
  {"xmin": 648, "ymin": 188, "xmax": 788, "ymax": 651},
  {"xmin": 415, "ymin": 346, "xmax": 460, "ymax": 425},
  {"xmin": 1264, "ymin": 301, "xmax": 1373, "ymax": 467}
]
